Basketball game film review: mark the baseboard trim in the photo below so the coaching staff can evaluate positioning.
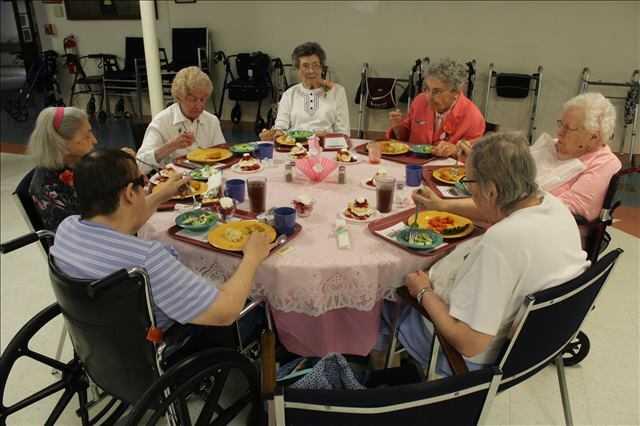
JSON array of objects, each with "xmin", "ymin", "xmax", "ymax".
[{"xmin": 0, "ymin": 143, "xmax": 28, "ymax": 155}]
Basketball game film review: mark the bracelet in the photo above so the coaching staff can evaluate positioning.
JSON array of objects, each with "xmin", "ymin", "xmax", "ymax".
[{"xmin": 415, "ymin": 287, "xmax": 433, "ymax": 305}]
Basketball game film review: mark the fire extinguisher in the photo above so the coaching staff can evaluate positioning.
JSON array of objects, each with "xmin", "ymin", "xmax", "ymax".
[{"xmin": 63, "ymin": 34, "xmax": 78, "ymax": 74}]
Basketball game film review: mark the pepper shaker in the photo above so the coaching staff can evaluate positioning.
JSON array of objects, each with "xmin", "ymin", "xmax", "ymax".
[
  {"xmin": 338, "ymin": 165, "xmax": 346, "ymax": 184},
  {"xmin": 285, "ymin": 161, "xmax": 294, "ymax": 182}
]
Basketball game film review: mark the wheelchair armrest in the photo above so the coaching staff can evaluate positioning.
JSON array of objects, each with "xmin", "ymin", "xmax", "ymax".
[
  {"xmin": 0, "ymin": 230, "xmax": 54, "ymax": 254},
  {"xmin": 396, "ymin": 286, "xmax": 469, "ymax": 376},
  {"xmin": 238, "ymin": 298, "xmax": 264, "ymax": 320}
]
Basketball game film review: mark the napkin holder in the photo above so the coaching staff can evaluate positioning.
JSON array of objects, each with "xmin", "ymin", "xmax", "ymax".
[{"xmin": 295, "ymin": 156, "xmax": 337, "ymax": 182}]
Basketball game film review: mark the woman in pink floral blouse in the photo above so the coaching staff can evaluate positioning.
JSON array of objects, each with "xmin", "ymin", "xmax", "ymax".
[
  {"xmin": 28, "ymin": 106, "xmax": 97, "ymax": 230},
  {"xmin": 386, "ymin": 59, "xmax": 485, "ymax": 157}
]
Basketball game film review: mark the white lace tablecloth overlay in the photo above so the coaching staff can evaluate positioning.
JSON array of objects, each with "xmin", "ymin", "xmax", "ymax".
[{"xmin": 139, "ymin": 139, "xmax": 441, "ymax": 316}]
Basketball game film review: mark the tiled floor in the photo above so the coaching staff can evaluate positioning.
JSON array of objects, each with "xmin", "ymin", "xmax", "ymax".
[{"xmin": 1, "ymin": 152, "xmax": 638, "ymax": 425}]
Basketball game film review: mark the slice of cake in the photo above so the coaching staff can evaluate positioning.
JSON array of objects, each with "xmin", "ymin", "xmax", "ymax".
[
  {"xmin": 336, "ymin": 149, "xmax": 355, "ymax": 163},
  {"xmin": 346, "ymin": 197, "xmax": 372, "ymax": 220},
  {"xmin": 366, "ymin": 167, "xmax": 388, "ymax": 187},
  {"xmin": 290, "ymin": 143, "xmax": 309, "ymax": 159},
  {"xmin": 238, "ymin": 153, "xmax": 261, "ymax": 171}
]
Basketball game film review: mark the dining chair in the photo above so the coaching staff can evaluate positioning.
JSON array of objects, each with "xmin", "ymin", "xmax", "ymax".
[{"xmin": 388, "ymin": 248, "xmax": 624, "ymax": 426}]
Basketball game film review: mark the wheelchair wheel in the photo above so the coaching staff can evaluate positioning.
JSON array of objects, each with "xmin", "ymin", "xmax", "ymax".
[
  {"xmin": 124, "ymin": 348, "xmax": 259, "ymax": 426},
  {"xmin": 0, "ymin": 303, "xmax": 125, "ymax": 425},
  {"xmin": 254, "ymin": 116, "xmax": 266, "ymax": 137},
  {"xmin": 231, "ymin": 102, "xmax": 242, "ymax": 124},
  {"xmin": 562, "ymin": 331, "xmax": 590, "ymax": 367}
]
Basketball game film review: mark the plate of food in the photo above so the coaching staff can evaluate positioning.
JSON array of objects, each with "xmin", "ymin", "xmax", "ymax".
[
  {"xmin": 175, "ymin": 209, "xmax": 218, "ymax": 232},
  {"xmin": 288, "ymin": 143, "xmax": 309, "ymax": 160},
  {"xmin": 186, "ymin": 147, "xmax": 233, "ymax": 164},
  {"xmin": 150, "ymin": 166, "xmax": 179, "ymax": 184},
  {"xmin": 335, "ymin": 149, "xmax": 359, "ymax": 164},
  {"xmin": 395, "ymin": 228, "xmax": 443, "ymax": 250},
  {"xmin": 152, "ymin": 180, "xmax": 208, "ymax": 200},
  {"xmin": 407, "ymin": 210, "xmax": 474, "ymax": 239},
  {"xmin": 230, "ymin": 143, "xmax": 258, "ymax": 154},
  {"xmin": 341, "ymin": 197, "xmax": 378, "ymax": 223},
  {"xmin": 190, "ymin": 165, "xmax": 221, "ymax": 181},
  {"xmin": 231, "ymin": 153, "xmax": 263, "ymax": 173},
  {"xmin": 373, "ymin": 140, "xmax": 409, "ymax": 155},
  {"xmin": 208, "ymin": 220, "xmax": 277, "ymax": 251},
  {"xmin": 432, "ymin": 167, "xmax": 465, "ymax": 185},
  {"xmin": 276, "ymin": 131, "xmax": 312, "ymax": 147},
  {"xmin": 409, "ymin": 144, "xmax": 433, "ymax": 157},
  {"xmin": 360, "ymin": 167, "xmax": 389, "ymax": 190}
]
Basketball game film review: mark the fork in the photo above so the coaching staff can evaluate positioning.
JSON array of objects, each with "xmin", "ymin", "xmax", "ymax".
[{"xmin": 408, "ymin": 204, "xmax": 420, "ymax": 244}]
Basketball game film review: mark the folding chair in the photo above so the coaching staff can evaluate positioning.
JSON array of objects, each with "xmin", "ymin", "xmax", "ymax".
[{"xmin": 389, "ymin": 248, "xmax": 624, "ymax": 426}]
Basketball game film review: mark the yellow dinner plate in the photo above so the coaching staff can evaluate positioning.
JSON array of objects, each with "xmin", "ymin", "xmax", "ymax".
[
  {"xmin": 407, "ymin": 210, "xmax": 474, "ymax": 239},
  {"xmin": 432, "ymin": 167, "xmax": 466, "ymax": 185},
  {"xmin": 376, "ymin": 140, "xmax": 409, "ymax": 155},
  {"xmin": 186, "ymin": 147, "xmax": 233, "ymax": 164},
  {"xmin": 208, "ymin": 220, "xmax": 277, "ymax": 251},
  {"xmin": 152, "ymin": 180, "xmax": 208, "ymax": 200}
]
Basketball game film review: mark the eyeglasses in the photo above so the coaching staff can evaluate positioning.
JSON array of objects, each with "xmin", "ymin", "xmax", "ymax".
[
  {"xmin": 300, "ymin": 63, "xmax": 322, "ymax": 71},
  {"xmin": 424, "ymin": 86, "xmax": 452, "ymax": 97},
  {"xmin": 556, "ymin": 120, "xmax": 582, "ymax": 133}
]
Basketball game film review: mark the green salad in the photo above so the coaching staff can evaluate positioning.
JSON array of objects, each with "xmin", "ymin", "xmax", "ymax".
[
  {"xmin": 190, "ymin": 166, "xmax": 214, "ymax": 181},
  {"xmin": 288, "ymin": 130, "xmax": 314, "ymax": 142},
  {"xmin": 176, "ymin": 209, "xmax": 218, "ymax": 231},
  {"xmin": 396, "ymin": 228, "xmax": 443, "ymax": 250},
  {"xmin": 230, "ymin": 143, "xmax": 257, "ymax": 154},
  {"xmin": 409, "ymin": 145, "xmax": 433, "ymax": 156}
]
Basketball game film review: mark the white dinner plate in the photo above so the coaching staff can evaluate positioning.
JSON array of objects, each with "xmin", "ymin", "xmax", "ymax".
[
  {"xmin": 360, "ymin": 178, "xmax": 377, "ymax": 190},
  {"xmin": 231, "ymin": 163, "xmax": 264, "ymax": 174},
  {"xmin": 340, "ymin": 208, "xmax": 378, "ymax": 223}
]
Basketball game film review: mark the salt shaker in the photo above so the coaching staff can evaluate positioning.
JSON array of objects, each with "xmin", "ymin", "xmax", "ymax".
[
  {"xmin": 338, "ymin": 166, "xmax": 346, "ymax": 184},
  {"xmin": 285, "ymin": 161, "xmax": 294, "ymax": 183}
]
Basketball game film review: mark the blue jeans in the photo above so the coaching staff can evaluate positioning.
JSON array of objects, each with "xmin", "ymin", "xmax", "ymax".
[{"xmin": 377, "ymin": 301, "xmax": 485, "ymax": 376}]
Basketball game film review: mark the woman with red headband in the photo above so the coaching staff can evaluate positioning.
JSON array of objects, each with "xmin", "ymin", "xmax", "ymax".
[{"xmin": 28, "ymin": 106, "xmax": 97, "ymax": 230}]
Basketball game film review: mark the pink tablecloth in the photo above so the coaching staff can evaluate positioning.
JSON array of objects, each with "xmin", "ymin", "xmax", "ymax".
[{"xmin": 139, "ymin": 139, "xmax": 442, "ymax": 356}]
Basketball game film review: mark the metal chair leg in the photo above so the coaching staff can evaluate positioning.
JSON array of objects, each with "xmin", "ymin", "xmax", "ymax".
[
  {"xmin": 51, "ymin": 324, "xmax": 67, "ymax": 376},
  {"xmin": 555, "ymin": 354, "xmax": 574, "ymax": 426}
]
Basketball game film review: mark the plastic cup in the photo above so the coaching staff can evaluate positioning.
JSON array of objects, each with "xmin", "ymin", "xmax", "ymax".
[
  {"xmin": 406, "ymin": 164, "xmax": 423, "ymax": 187},
  {"xmin": 368, "ymin": 142, "xmax": 382, "ymax": 164},
  {"xmin": 224, "ymin": 179, "xmax": 245, "ymax": 203},
  {"xmin": 375, "ymin": 175, "xmax": 396, "ymax": 213},
  {"xmin": 247, "ymin": 177, "xmax": 267, "ymax": 214},
  {"xmin": 274, "ymin": 207, "xmax": 297, "ymax": 236},
  {"xmin": 257, "ymin": 143, "xmax": 274, "ymax": 160}
]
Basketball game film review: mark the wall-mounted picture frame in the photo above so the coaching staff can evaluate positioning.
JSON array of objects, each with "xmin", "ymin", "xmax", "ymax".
[
  {"xmin": 64, "ymin": 0, "xmax": 158, "ymax": 20},
  {"xmin": 175, "ymin": 0, "xmax": 197, "ymax": 3}
]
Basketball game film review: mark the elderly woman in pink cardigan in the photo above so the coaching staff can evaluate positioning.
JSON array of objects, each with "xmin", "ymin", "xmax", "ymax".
[
  {"xmin": 386, "ymin": 58, "xmax": 485, "ymax": 157},
  {"xmin": 414, "ymin": 92, "xmax": 621, "ymax": 222}
]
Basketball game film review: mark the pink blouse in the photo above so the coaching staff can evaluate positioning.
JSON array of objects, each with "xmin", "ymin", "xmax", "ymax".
[
  {"xmin": 551, "ymin": 145, "xmax": 622, "ymax": 221},
  {"xmin": 385, "ymin": 92, "xmax": 485, "ymax": 144}
]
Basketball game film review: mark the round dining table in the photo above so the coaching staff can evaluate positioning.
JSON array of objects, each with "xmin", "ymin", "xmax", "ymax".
[{"xmin": 139, "ymin": 139, "xmax": 449, "ymax": 357}]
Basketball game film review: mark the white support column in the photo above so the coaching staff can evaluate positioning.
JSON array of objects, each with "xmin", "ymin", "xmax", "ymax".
[{"xmin": 139, "ymin": 0, "xmax": 163, "ymax": 117}]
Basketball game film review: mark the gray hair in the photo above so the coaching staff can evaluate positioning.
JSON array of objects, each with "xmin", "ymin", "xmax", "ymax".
[
  {"xmin": 469, "ymin": 132, "xmax": 539, "ymax": 213},
  {"xmin": 171, "ymin": 66, "xmax": 213, "ymax": 101},
  {"xmin": 563, "ymin": 92, "xmax": 616, "ymax": 143},
  {"xmin": 425, "ymin": 58, "xmax": 468, "ymax": 92},
  {"xmin": 291, "ymin": 42, "xmax": 326, "ymax": 68},
  {"xmin": 28, "ymin": 106, "xmax": 88, "ymax": 169}
]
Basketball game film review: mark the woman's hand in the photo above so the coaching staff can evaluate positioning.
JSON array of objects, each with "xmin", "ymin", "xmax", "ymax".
[
  {"xmin": 406, "ymin": 270, "xmax": 432, "ymax": 297},
  {"xmin": 389, "ymin": 109, "xmax": 403, "ymax": 130},
  {"xmin": 432, "ymin": 141, "xmax": 457, "ymax": 158},
  {"xmin": 319, "ymin": 79, "xmax": 334, "ymax": 91},
  {"xmin": 168, "ymin": 132, "xmax": 195, "ymax": 152},
  {"xmin": 457, "ymin": 139, "xmax": 472, "ymax": 162},
  {"xmin": 412, "ymin": 186, "xmax": 444, "ymax": 211},
  {"xmin": 242, "ymin": 231, "xmax": 276, "ymax": 266}
]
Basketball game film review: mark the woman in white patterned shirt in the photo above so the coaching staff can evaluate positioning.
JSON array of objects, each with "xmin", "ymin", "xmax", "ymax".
[{"xmin": 260, "ymin": 42, "xmax": 350, "ymax": 140}]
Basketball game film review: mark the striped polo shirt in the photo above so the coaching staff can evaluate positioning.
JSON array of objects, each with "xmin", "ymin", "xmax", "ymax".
[{"xmin": 51, "ymin": 216, "xmax": 218, "ymax": 330}]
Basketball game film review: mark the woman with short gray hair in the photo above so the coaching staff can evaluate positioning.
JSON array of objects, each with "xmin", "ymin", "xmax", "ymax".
[
  {"xmin": 260, "ymin": 42, "xmax": 350, "ymax": 140},
  {"xmin": 386, "ymin": 58, "xmax": 485, "ymax": 157},
  {"xmin": 28, "ymin": 106, "xmax": 97, "ymax": 230},
  {"xmin": 138, "ymin": 66, "xmax": 225, "ymax": 173},
  {"xmin": 374, "ymin": 132, "xmax": 588, "ymax": 374}
]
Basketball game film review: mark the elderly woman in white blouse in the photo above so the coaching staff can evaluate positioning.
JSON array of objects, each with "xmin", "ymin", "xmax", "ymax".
[
  {"xmin": 260, "ymin": 42, "xmax": 350, "ymax": 140},
  {"xmin": 137, "ymin": 66, "xmax": 226, "ymax": 173}
]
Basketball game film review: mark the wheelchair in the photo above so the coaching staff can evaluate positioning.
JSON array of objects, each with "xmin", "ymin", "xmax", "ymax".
[
  {"xmin": 0, "ymin": 231, "xmax": 264, "ymax": 425},
  {"xmin": 214, "ymin": 50, "xmax": 273, "ymax": 136}
]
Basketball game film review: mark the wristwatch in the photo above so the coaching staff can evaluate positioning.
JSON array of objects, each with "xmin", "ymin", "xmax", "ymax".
[{"xmin": 415, "ymin": 287, "xmax": 433, "ymax": 304}]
